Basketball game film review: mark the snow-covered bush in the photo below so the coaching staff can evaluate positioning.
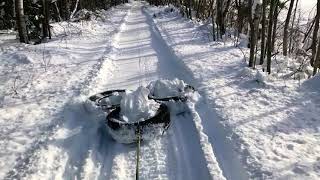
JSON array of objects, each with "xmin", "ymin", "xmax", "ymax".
[
  {"xmin": 152, "ymin": 5, "xmax": 178, "ymax": 19},
  {"xmin": 238, "ymin": 67, "xmax": 268, "ymax": 85},
  {"xmin": 71, "ymin": 9, "xmax": 95, "ymax": 22}
]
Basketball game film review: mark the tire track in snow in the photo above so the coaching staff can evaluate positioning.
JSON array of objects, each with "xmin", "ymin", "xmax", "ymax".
[
  {"xmin": 193, "ymin": 100, "xmax": 250, "ymax": 180},
  {"xmin": 143, "ymin": 4, "xmax": 250, "ymax": 179},
  {"xmin": 103, "ymin": 4, "xmax": 172, "ymax": 179},
  {"xmin": 4, "ymin": 5, "xmax": 131, "ymax": 180},
  {"xmin": 169, "ymin": 113, "xmax": 213, "ymax": 180},
  {"xmin": 102, "ymin": 2, "xmax": 214, "ymax": 180},
  {"xmin": 7, "ymin": 1, "xmax": 223, "ymax": 179}
]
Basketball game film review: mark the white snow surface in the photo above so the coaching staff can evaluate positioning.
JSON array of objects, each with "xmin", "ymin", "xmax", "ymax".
[
  {"xmin": 120, "ymin": 86, "xmax": 159, "ymax": 122},
  {"xmin": 1, "ymin": 1, "xmax": 319, "ymax": 180},
  {"xmin": 147, "ymin": 78, "xmax": 186, "ymax": 98},
  {"xmin": 147, "ymin": 4, "xmax": 320, "ymax": 180},
  {"xmin": 0, "ymin": 1, "xmax": 227, "ymax": 180},
  {"xmin": 0, "ymin": 3, "xmax": 131, "ymax": 179}
]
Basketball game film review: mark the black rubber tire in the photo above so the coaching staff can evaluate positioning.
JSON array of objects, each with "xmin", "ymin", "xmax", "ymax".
[
  {"xmin": 88, "ymin": 89, "xmax": 125, "ymax": 110},
  {"xmin": 106, "ymin": 103, "xmax": 170, "ymax": 143}
]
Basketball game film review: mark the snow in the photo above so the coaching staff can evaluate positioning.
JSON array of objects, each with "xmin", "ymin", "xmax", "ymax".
[
  {"xmin": 0, "ymin": 1, "xmax": 227, "ymax": 179},
  {"xmin": 118, "ymin": 78, "xmax": 192, "ymax": 122},
  {"xmin": 107, "ymin": 122, "xmax": 164, "ymax": 144},
  {"xmin": 303, "ymin": 74, "xmax": 320, "ymax": 91},
  {"xmin": 120, "ymin": 86, "xmax": 159, "ymax": 122},
  {"xmin": 146, "ymin": 4, "xmax": 320, "ymax": 180},
  {"xmin": 1, "ymin": 0, "xmax": 319, "ymax": 179},
  {"xmin": 0, "ymin": 3, "xmax": 131, "ymax": 179},
  {"xmin": 147, "ymin": 78, "xmax": 186, "ymax": 98}
]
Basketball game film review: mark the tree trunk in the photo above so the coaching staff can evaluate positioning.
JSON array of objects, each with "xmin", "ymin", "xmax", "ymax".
[
  {"xmin": 248, "ymin": 0, "xmax": 254, "ymax": 67},
  {"xmin": 260, "ymin": 0, "xmax": 267, "ymax": 65},
  {"xmin": 271, "ymin": 2, "xmax": 279, "ymax": 52},
  {"xmin": 70, "ymin": 0, "xmax": 80, "ymax": 19},
  {"xmin": 266, "ymin": 0, "xmax": 276, "ymax": 74},
  {"xmin": 216, "ymin": 0, "xmax": 222, "ymax": 39},
  {"xmin": 235, "ymin": 0, "xmax": 244, "ymax": 36},
  {"xmin": 211, "ymin": 0, "xmax": 216, "ymax": 41},
  {"xmin": 15, "ymin": 0, "xmax": 28, "ymax": 43},
  {"xmin": 54, "ymin": 2, "xmax": 62, "ymax": 22},
  {"xmin": 65, "ymin": 0, "xmax": 71, "ymax": 20},
  {"xmin": 311, "ymin": 0, "xmax": 320, "ymax": 67},
  {"xmin": 220, "ymin": 0, "xmax": 231, "ymax": 36},
  {"xmin": 283, "ymin": 0, "xmax": 295, "ymax": 56},
  {"xmin": 313, "ymin": 35, "xmax": 320, "ymax": 75},
  {"xmin": 42, "ymin": 0, "xmax": 51, "ymax": 39},
  {"xmin": 196, "ymin": 0, "xmax": 203, "ymax": 19},
  {"xmin": 249, "ymin": 1, "xmax": 261, "ymax": 68},
  {"xmin": 188, "ymin": 0, "xmax": 192, "ymax": 19},
  {"xmin": 312, "ymin": 0, "xmax": 320, "ymax": 75},
  {"xmin": 289, "ymin": 0, "xmax": 299, "ymax": 54},
  {"xmin": 46, "ymin": 0, "xmax": 51, "ymax": 39}
]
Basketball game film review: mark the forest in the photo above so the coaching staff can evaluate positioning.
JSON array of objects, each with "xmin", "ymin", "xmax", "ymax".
[
  {"xmin": 0, "ymin": 0, "xmax": 128, "ymax": 42},
  {"xmin": 1, "ymin": 0, "xmax": 319, "ymax": 77}
]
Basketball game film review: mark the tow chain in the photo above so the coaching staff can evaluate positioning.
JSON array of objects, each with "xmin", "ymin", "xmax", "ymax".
[{"xmin": 135, "ymin": 126, "xmax": 141, "ymax": 180}]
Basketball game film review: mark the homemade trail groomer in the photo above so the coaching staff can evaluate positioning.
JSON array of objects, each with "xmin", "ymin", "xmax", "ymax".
[{"xmin": 87, "ymin": 79, "xmax": 195, "ymax": 179}]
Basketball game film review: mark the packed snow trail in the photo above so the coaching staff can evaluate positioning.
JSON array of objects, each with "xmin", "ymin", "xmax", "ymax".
[
  {"xmin": 90, "ymin": 3, "xmax": 215, "ymax": 180},
  {"xmin": 1, "ymin": 2, "xmax": 224, "ymax": 180}
]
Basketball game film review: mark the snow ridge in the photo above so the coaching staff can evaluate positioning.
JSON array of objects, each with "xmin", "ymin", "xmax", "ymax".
[
  {"xmin": 143, "ymin": 6, "xmax": 227, "ymax": 179},
  {"xmin": 2, "ymin": 4, "xmax": 131, "ymax": 180},
  {"xmin": 146, "ymin": 4, "xmax": 320, "ymax": 180}
]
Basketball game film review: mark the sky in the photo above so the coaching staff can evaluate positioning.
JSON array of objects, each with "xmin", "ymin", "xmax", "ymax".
[{"xmin": 300, "ymin": 0, "xmax": 317, "ymax": 12}]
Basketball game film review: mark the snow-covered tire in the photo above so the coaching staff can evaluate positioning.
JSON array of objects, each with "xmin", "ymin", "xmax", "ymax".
[
  {"xmin": 106, "ymin": 103, "xmax": 170, "ymax": 144},
  {"xmin": 88, "ymin": 89, "xmax": 126, "ymax": 111},
  {"xmin": 82, "ymin": 98, "xmax": 101, "ymax": 114}
]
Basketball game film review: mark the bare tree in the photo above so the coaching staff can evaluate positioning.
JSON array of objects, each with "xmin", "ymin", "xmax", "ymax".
[
  {"xmin": 283, "ymin": 0, "xmax": 295, "ymax": 56},
  {"xmin": 289, "ymin": 0, "xmax": 299, "ymax": 54},
  {"xmin": 271, "ymin": 0, "xmax": 280, "ymax": 52},
  {"xmin": 311, "ymin": 0, "xmax": 320, "ymax": 67},
  {"xmin": 260, "ymin": 0, "xmax": 267, "ymax": 65},
  {"xmin": 15, "ymin": 0, "xmax": 28, "ymax": 43},
  {"xmin": 211, "ymin": 0, "xmax": 216, "ymax": 41},
  {"xmin": 249, "ymin": 0, "xmax": 261, "ymax": 68},
  {"xmin": 42, "ymin": 0, "xmax": 51, "ymax": 39},
  {"xmin": 70, "ymin": 0, "xmax": 80, "ymax": 19},
  {"xmin": 216, "ymin": 0, "xmax": 222, "ymax": 39},
  {"xmin": 313, "ymin": 0, "xmax": 320, "ymax": 75},
  {"xmin": 266, "ymin": 0, "xmax": 277, "ymax": 74}
]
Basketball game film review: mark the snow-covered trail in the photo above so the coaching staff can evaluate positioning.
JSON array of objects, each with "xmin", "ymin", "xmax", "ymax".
[
  {"xmin": 2, "ymin": 2, "xmax": 220, "ymax": 180},
  {"xmin": 89, "ymin": 3, "xmax": 214, "ymax": 180}
]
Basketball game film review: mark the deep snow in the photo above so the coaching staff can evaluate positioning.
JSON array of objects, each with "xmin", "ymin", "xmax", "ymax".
[
  {"xmin": 0, "ymin": 1, "xmax": 319, "ymax": 180},
  {"xmin": 0, "ymin": 1, "xmax": 226, "ymax": 180},
  {"xmin": 147, "ymin": 4, "xmax": 320, "ymax": 180},
  {"xmin": 0, "ymin": 4, "xmax": 131, "ymax": 179}
]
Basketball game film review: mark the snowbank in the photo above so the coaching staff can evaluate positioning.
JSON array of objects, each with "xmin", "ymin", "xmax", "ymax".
[
  {"xmin": 146, "ymin": 5, "xmax": 320, "ymax": 180},
  {"xmin": 302, "ymin": 74, "xmax": 320, "ymax": 91},
  {"xmin": 0, "ymin": 3, "xmax": 130, "ymax": 179}
]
